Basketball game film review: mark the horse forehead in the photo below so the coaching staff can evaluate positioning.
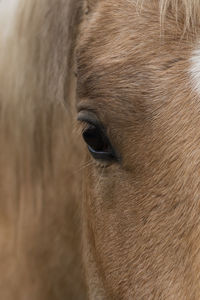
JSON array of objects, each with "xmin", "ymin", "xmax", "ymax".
[
  {"xmin": 78, "ymin": 2, "xmax": 156, "ymax": 83},
  {"xmin": 78, "ymin": 1, "xmax": 183, "ymax": 68},
  {"xmin": 77, "ymin": 0, "xmax": 196, "ymax": 107},
  {"xmin": 79, "ymin": 1, "xmax": 140, "ymax": 52}
]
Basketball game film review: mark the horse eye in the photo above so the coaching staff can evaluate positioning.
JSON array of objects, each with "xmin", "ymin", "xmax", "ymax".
[{"xmin": 82, "ymin": 124, "xmax": 116, "ymax": 161}]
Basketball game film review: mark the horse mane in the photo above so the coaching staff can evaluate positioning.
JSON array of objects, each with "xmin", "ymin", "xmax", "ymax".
[
  {"xmin": 0, "ymin": 0, "xmax": 82, "ymax": 211},
  {"xmin": 136, "ymin": 0, "xmax": 200, "ymax": 32},
  {"xmin": 0, "ymin": 0, "xmax": 86, "ymax": 298},
  {"xmin": 161, "ymin": 0, "xmax": 200, "ymax": 29}
]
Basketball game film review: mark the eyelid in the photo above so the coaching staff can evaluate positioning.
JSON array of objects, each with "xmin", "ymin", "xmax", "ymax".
[{"xmin": 77, "ymin": 110, "xmax": 104, "ymax": 131}]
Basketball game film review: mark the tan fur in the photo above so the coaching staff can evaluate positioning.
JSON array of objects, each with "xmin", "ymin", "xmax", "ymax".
[{"xmin": 77, "ymin": 0, "xmax": 200, "ymax": 299}]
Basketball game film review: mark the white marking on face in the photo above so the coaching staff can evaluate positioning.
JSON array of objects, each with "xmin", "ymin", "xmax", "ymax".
[{"xmin": 190, "ymin": 46, "xmax": 200, "ymax": 95}]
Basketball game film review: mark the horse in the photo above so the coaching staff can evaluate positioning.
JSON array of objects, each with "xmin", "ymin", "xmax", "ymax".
[{"xmin": 1, "ymin": 0, "xmax": 200, "ymax": 299}]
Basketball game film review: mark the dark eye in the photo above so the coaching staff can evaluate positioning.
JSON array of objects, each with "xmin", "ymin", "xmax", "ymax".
[{"xmin": 82, "ymin": 124, "xmax": 116, "ymax": 161}]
